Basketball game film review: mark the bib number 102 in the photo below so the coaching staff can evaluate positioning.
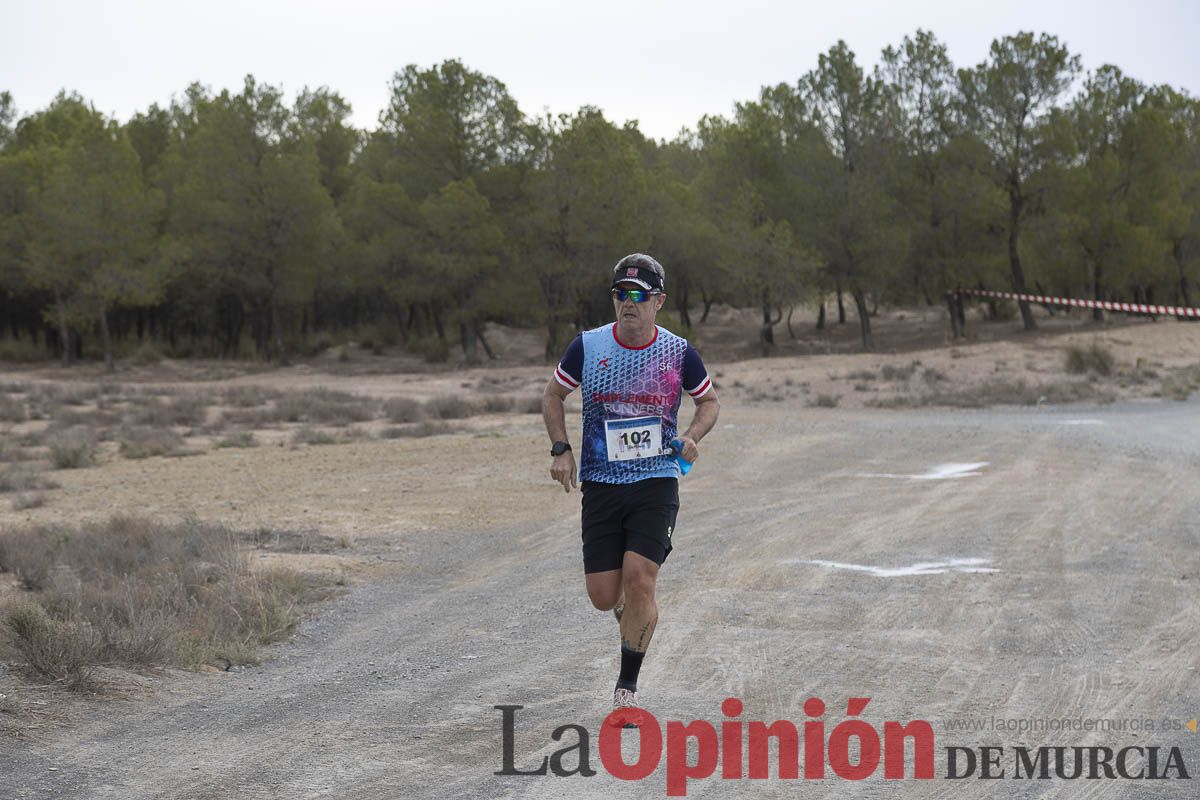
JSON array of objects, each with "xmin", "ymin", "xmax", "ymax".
[{"xmin": 619, "ymin": 429, "xmax": 652, "ymax": 449}]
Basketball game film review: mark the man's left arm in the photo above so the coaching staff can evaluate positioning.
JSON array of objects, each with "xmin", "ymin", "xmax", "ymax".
[{"xmin": 677, "ymin": 390, "xmax": 720, "ymax": 463}]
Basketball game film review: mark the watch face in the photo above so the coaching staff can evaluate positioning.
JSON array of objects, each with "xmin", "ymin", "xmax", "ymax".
[{"xmin": 551, "ymin": 442, "xmax": 570, "ymax": 456}]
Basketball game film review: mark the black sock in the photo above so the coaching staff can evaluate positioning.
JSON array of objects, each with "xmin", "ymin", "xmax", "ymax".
[{"xmin": 616, "ymin": 645, "xmax": 645, "ymax": 692}]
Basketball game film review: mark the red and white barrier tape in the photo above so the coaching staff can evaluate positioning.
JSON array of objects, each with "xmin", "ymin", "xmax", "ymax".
[{"xmin": 949, "ymin": 288, "xmax": 1200, "ymax": 319}]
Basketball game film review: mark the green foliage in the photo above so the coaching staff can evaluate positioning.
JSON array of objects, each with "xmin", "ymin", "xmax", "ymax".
[{"xmin": 0, "ymin": 37, "xmax": 1198, "ymax": 364}]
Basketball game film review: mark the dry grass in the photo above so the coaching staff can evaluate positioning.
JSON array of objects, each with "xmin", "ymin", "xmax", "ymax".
[
  {"xmin": 1065, "ymin": 341, "xmax": 1115, "ymax": 376},
  {"xmin": 0, "ymin": 516, "xmax": 337, "ymax": 690},
  {"xmin": 220, "ymin": 385, "xmax": 282, "ymax": 408},
  {"xmin": 811, "ymin": 393, "xmax": 841, "ymax": 408},
  {"xmin": 47, "ymin": 427, "xmax": 98, "ymax": 469},
  {"xmin": 425, "ymin": 395, "xmax": 475, "ymax": 420},
  {"xmin": 0, "ymin": 394, "xmax": 26, "ymax": 422},
  {"xmin": 379, "ymin": 421, "xmax": 454, "ymax": 438},
  {"xmin": 116, "ymin": 427, "xmax": 193, "ymax": 459},
  {"xmin": 10, "ymin": 492, "xmax": 46, "ymax": 511},
  {"xmin": 881, "ymin": 361, "xmax": 921, "ymax": 381},
  {"xmin": 216, "ymin": 431, "xmax": 257, "ymax": 448},
  {"xmin": 291, "ymin": 427, "xmax": 339, "ymax": 446},
  {"xmin": 127, "ymin": 395, "xmax": 208, "ymax": 428},
  {"xmin": 383, "ymin": 397, "xmax": 424, "ymax": 423},
  {"xmin": 868, "ymin": 377, "xmax": 1115, "ymax": 409},
  {"xmin": 0, "ymin": 468, "xmax": 59, "ymax": 493},
  {"xmin": 274, "ymin": 389, "xmax": 375, "ymax": 426},
  {"xmin": 481, "ymin": 395, "xmax": 515, "ymax": 413}
]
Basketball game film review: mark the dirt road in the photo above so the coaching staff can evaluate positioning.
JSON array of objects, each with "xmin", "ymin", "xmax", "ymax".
[{"xmin": 2, "ymin": 398, "xmax": 1199, "ymax": 798}]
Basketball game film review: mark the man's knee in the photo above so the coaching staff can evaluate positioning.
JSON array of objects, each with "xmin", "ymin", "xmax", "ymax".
[
  {"xmin": 587, "ymin": 586, "xmax": 621, "ymax": 611},
  {"xmin": 622, "ymin": 566, "xmax": 657, "ymax": 604},
  {"xmin": 585, "ymin": 570, "xmax": 623, "ymax": 610}
]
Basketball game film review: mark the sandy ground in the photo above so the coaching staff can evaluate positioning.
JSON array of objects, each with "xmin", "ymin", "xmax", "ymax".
[{"xmin": 0, "ymin": 309, "xmax": 1199, "ymax": 797}]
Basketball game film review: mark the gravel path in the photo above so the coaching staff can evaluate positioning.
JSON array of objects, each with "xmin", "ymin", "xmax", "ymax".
[{"xmin": 2, "ymin": 400, "xmax": 1198, "ymax": 799}]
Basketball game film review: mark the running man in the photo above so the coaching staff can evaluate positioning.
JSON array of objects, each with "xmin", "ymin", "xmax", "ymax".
[{"xmin": 541, "ymin": 253, "xmax": 720, "ymax": 719}]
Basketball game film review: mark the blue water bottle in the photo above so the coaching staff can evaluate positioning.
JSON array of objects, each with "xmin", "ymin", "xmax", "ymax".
[{"xmin": 665, "ymin": 438, "xmax": 693, "ymax": 476}]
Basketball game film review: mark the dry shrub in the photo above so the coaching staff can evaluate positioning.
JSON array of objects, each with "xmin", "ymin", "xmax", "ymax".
[
  {"xmin": 1065, "ymin": 341, "xmax": 1115, "ymax": 376},
  {"xmin": 216, "ymin": 432, "xmax": 257, "ymax": 448},
  {"xmin": 516, "ymin": 396, "xmax": 544, "ymax": 414},
  {"xmin": 0, "ymin": 440, "xmax": 35, "ymax": 463},
  {"xmin": 1160, "ymin": 377, "xmax": 1192, "ymax": 402},
  {"xmin": 0, "ymin": 468, "xmax": 58, "ymax": 493},
  {"xmin": 0, "ymin": 394, "xmax": 26, "ymax": 422},
  {"xmin": 425, "ymin": 395, "xmax": 475, "ymax": 420},
  {"xmin": 409, "ymin": 337, "xmax": 449, "ymax": 364},
  {"xmin": 220, "ymin": 386, "xmax": 281, "ymax": 407},
  {"xmin": 2, "ymin": 603, "xmax": 101, "ymax": 691},
  {"xmin": 117, "ymin": 427, "xmax": 190, "ymax": 459},
  {"xmin": 878, "ymin": 377, "xmax": 1115, "ymax": 409},
  {"xmin": 812, "ymin": 394, "xmax": 841, "ymax": 408},
  {"xmin": 129, "ymin": 395, "xmax": 209, "ymax": 427},
  {"xmin": 881, "ymin": 361, "xmax": 920, "ymax": 381},
  {"xmin": 130, "ymin": 341, "xmax": 164, "ymax": 365},
  {"xmin": 292, "ymin": 427, "xmax": 338, "ymax": 446},
  {"xmin": 922, "ymin": 368, "xmax": 948, "ymax": 385},
  {"xmin": 275, "ymin": 389, "xmax": 375, "ymax": 426},
  {"xmin": 383, "ymin": 397, "xmax": 424, "ymax": 423},
  {"xmin": 380, "ymin": 421, "xmax": 453, "ymax": 439},
  {"xmin": 11, "ymin": 492, "xmax": 45, "ymax": 511},
  {"xmin": 0, "ymin": 517, "xmax": 335, "ymax": 687},
  {"xmin": 482, "ymin": 395, "xmax": 515, "ymax": 413},
  {"xmin": 56, "ymin": 386, "xmax": 100, "ymax": 406},
  {"xmin": 47, "ymin": 427, "xmax": 97, "ymax": 469},
  {"xmin": 846, "ymin": 369, "xmax": 878, "ymax": 381}
]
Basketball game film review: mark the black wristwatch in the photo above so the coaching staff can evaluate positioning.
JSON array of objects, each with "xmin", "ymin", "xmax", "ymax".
[{"xmin": 550, "ymin": 441, "xmax": 572, "ymax": 457}]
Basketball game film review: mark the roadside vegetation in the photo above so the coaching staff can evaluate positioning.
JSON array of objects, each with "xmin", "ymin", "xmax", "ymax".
[{"xmin": 0, "ymin": 516, "xmax": 339, "ymax": 735}]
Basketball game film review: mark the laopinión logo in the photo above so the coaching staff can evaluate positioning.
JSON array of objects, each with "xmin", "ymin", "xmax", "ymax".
[{"xmin": 495, "ymin": 697, "xmax": 1192, "ymax": 797}]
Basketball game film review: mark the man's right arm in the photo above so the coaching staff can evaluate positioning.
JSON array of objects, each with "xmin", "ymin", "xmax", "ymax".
[{"xmin": 543, "ymin": 378, "xmax": 577, "ymax": 492}]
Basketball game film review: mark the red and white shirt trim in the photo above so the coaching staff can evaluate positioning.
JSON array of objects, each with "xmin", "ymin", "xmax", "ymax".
[
  {"xmin": 686, "ymin": 375, "xmax": 713, "ymax": 399},
  {"xmin": 554, "ymin": 365, "xmax": 581, "ymax": 391}
]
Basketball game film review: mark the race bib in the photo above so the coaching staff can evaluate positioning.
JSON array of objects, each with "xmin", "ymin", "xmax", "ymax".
[{"xmin": 604, "ymin": 416, "xmax": 664, "ymax": 462}]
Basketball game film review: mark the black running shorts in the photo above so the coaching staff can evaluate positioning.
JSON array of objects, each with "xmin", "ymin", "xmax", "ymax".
[{"xmin": 580, "ymin": 477, "xmax": 679, "ymax": 573}]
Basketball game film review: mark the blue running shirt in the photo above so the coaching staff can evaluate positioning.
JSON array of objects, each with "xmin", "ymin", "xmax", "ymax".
[{"xmin": 554, "ymin": 324, "xmax": 712, "ymax": 484}]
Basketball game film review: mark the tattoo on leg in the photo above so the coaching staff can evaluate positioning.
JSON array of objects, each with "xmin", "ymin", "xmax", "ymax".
[{"xmin": 622, "ymin": 615, "xmax": 656, "ymax": 653}]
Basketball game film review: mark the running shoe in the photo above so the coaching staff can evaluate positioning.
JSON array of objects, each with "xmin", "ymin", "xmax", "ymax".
[{"xmin": 610, "ymin": 687, "xmax": 641, "ymax": 729}]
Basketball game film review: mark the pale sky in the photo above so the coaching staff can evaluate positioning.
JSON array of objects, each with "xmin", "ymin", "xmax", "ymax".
[{"xmin": 5, "ymin": 0, "xmax": 1198, "ymax": 141}]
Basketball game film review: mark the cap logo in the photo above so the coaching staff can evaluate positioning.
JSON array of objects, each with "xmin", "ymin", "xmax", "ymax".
[{"xmin": 626, "ymin": 268, "xmax": 638, "ymax": 278}]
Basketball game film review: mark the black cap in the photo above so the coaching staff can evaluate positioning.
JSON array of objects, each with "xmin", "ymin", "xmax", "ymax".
[{"xmin": 611, "ymin": 253, "xmax": 665, "ymax": 292}]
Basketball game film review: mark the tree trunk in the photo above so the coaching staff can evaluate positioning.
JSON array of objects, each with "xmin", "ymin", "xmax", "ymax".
[
  {"xmin": 786, "ymin": 305, "xmax": 796, "ymax": 340},
  {"xmin": 98, "ymin": 301, "xmax": 114, "ymax": 373},
  {"xmin": 431, "ymin": 304, "xmax": 447, "ymax": 343},
  {"xmin": 55, "ymin": 293, "xmax": 70, "ymax": 366},
  {"xmin": 1007, "ymin": 184, "xmax": 1036, "ymax": 330},
  {"xmin": 851, "ymin": 286, "xmax": 873, "ymax": 351},
  {"xmin": 699, "ymin": 288, "xmax": 715, "ymax": 324},
  {"xmin": 946, "ymin": 292, "xmax": 963, "ymax": 339},
  {"xmin": 760, "ymin": 298, "xmax": 775, "ymax": 347},
  {"xmin": 270, "ymin": 290, "xmax": 289, "ymax": 366},
  {"xmin": 1175, "ymin": 240, "xmax": 1196, "ymax": 320},
  {"xmin": 816, "ymin": 299, "xmax": 826, "ymax": 331},
  {"xmin": 461, "ymin": 320, "xmax": 479, "ymax": 364},
  {"xmin": 676, "ymin": 278, "xmax": 691, "ymax": 328},
  {"xmin": 835, "ymin": 278, "xmax": 846, "ymax": 324},
  {"xmin": 759, "ymin": 291, "xmax": 782, "ymax": 357},
  {"xmin": 1091, "ymin": 260, "xmax": 1104, "ymax": 322},
  {"xmin": 476, "ymin": 326, "xmax": 496, "ymax": 360}
]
